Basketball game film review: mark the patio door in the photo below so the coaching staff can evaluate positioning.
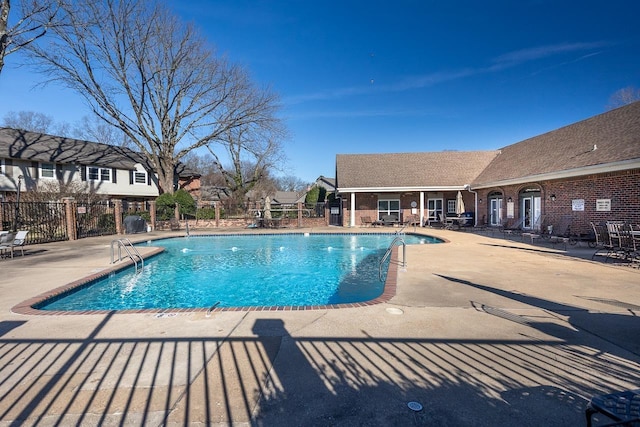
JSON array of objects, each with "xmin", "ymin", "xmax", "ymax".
[
  {"xmin": 520, "ymin": 191, "xmax": 541, "ymax": 230},
  {"xmin": 489, "ymin": 196, "xmax": 502, "ymax": 226},
  {"xmin": 427, "ymin": 198, "xmax": 443, "ymax": 224}
]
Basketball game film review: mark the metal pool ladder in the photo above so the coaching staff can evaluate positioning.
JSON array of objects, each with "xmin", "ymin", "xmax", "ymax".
[
  {"xmin": 379, "ymin": 235, "xmax": 406, "ymax": 281},
  {"xmin": 111, "ymin": 238, "xmax": 144, "ymax": 273}
]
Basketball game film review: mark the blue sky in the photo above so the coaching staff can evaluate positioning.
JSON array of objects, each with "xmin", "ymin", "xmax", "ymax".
[{"xmin": 1, "ymin": 1, "xmax": 639, "ymax": 183}]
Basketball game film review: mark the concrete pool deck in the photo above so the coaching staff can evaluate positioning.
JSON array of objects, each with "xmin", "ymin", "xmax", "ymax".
[{"xmin": 0, "ymin": 227, "xmax": 639, "ymax": 426}]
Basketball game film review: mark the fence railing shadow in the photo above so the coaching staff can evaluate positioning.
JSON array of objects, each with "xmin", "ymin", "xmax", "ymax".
[{"xmin": 1, "ymin": 314, "xmax": 639, "ymax": 426}]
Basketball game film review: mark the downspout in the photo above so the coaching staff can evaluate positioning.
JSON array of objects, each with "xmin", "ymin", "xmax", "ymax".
[{"xmin": 465, "ymin": 184, "xmax": 478, "ymax": 227}]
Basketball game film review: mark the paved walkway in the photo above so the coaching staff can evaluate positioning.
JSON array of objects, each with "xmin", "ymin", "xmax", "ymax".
[{"xmin": 0, "ymin": 227, "xmax": 638, "ymax": 426}]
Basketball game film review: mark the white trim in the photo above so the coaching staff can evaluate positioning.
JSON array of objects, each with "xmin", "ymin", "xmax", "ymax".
[
  {"xmin": 338, "ymin": 185, "xmax": 465, "ymax": 193},
  {"xmin": 472, "ymin": 159, "xmax": 640, "ymax": 189},
  {"xmin": 88, "ymin": 166, "xmax": 111, "ymax": 182}
]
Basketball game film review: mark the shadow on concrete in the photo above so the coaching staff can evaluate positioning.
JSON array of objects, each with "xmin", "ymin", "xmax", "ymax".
[
  {"xmin": 435, "ymin": 274, "xmax": 640, "ymax": 358},
  {"xmin": 2, "ymin": 313, "xmax": 640, "ymax": 425},
  {"xmin": 0, "ymin": 321, "xmax": 27, "ymax": 337}
]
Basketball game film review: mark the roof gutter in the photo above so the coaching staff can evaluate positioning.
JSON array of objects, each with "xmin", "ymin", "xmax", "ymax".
[
  {"xmin": 471, "ymin": 159, "xmax": 640, "ymax": 189},
  {"xmin": 337, "ymin": 185, "xmax": 467, "ymax": 193}
]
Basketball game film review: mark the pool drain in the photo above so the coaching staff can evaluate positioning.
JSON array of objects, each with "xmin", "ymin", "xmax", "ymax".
[
  {"xmin": 407, "ymin": 401, "xmax": 423, "ymax": 411},
  {"xmin": 386, "ymin": 307, "xmax": 404, "ymax": 315}
]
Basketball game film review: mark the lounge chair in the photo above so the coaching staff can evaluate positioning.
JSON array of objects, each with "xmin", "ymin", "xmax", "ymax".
[
  {"xmin": 12, "ymin": 230, "xmax": 29, "ymax": 257},
  {"xmin": 0, "ymin": 231, "xmax": 17, "ymax": 259},
  {"xmin": 380, "ymin": 214, "xmax": 399, "ymax": 226},
  {"xmin": 361, "ymin": 216, "xmax": 374, "ymax": 227},
  {"xmin": 500, "ymin": 217, "xmax": 524, "ymax": 236}
]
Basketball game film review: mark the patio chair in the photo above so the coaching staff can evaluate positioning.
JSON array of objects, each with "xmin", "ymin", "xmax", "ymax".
[
  {"xmin": 12, "ymin": 230, "xmax": 29, "ymax": 257},
  {"xmin": 501, "ymin": 217, "xmax": 524, "ymax": 236},
  {"xmin": 610, "ymin": 223, "xmax": 638, "ymax": 263},
  {"xmin": 380, "ymin": 214, "xmax": 399, "ymax": 226},
  {"xmin": 0, "ymin": 231, "xmax": 17, "ymax": 259},
  {"xmin": 591, "ymin": 222, "xmax": 615, "ymax": 261},
  {"xmin": 361, "ymin": 216, "xmax": 374, "ymax": 227}
]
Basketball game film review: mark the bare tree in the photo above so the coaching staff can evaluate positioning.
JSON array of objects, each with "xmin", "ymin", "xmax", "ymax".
[
  {"xmin": 0, "ymin": 0, "xmax": 61, "ymax": 74},
  {"xmin": 26, "ymin": 0, "xmax": 283, "ymax": 194},
  {"xmin": 2, "ymin": 109, "xmax": 69, "ymax": 134},
  {"xmin": 276, "ymin": 175, "xmax": 309, "ymax": 192},
  {"xmin": 205, "ymin": 122, "xmax": 287, "ymax": 204},
  {"xmin": 20, "ymin": 179, "xmax": 107, "ymax": 204},
  {"xmin": 607, "ymin": 86, "xmax": 640, "ymax": 110},
  {"xmin": 72, "ymin": 115, "xmax": 131, "ymax": 148},
  {"xmin": 2, "ymin": 110, "xmax": 53, "ymax": 132}
]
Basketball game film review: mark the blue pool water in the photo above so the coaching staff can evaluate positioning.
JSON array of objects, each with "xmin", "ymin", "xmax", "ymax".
[{"xmin": 38, "ymin": 233, "xmax": 441, "ymax": 311}]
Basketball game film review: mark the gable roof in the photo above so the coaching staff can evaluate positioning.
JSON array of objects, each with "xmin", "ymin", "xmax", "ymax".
[
  {"xmin": 336, "ymin": 151, "xmax": 500, "ymax": 192},
  {"xmin": 0, "ymin": 127, "xmax": 200, "ymax": 178},
  {"xmin": 472, "ymin": 101, "xmax": 640, "ymax": 187},
  {"xmin": 272, "ymin": 190, "xmax": 306, "ymax": 204}
]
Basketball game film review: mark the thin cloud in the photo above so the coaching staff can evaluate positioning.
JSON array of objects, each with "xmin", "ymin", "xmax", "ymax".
[
  {"xmin": 285, "ymin": 41, "xmax": 610, "ymax": 106},
  {"xmin": 286, "ymin": 107, "xmax": 441, "ymax": 120},
  {"xmin": 490, "ymin": 41, "xmax": 610, "ymax": 70}
]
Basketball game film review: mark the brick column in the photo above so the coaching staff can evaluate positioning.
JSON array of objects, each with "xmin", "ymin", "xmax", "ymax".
[
  {"xmin": 297, "ymin": 202, "xmax": 303, "ymax": 228},
  {"xmin": 114, "ymin": 199, "xmax": 123, "ymax": 235},
  {"xmin": 215, "ymin": 201, "xmax": 220, "ymax": 227},
  {"xmin": 63, "ymin": 197, "xmax": 77, "ymax": 241}
]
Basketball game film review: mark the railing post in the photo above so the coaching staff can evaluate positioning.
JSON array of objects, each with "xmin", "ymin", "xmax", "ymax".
[{"xmin": 63, "ymin": 197, "xmax": 77, "ymax": 241}]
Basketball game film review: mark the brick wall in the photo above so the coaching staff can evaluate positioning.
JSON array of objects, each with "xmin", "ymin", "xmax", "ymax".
[{"xmin": 475, "ymin": 168, "xmax": 640, "ymax": 235}]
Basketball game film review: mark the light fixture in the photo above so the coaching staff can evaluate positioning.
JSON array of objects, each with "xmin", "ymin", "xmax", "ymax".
[
  {"xmin": 550, "ymin": 194, "xmax": 556, "ymax": 201},
  {"xmin": 508, "ymin": 197, "xmax": 513, "ymax": 203}
]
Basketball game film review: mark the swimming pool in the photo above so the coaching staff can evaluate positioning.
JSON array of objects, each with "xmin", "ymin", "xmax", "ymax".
[{"xmin": 37, "ymin": 233, "xmax": 441, "ymax": 311}]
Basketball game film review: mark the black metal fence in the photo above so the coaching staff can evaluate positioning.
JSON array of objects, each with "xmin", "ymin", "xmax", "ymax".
[
  {"xmin": 76, "ymin": 202, "xmax": 117, "ymax": 239},
  {"xmin": 1, "ymin": 201, "xmax": 68, "ymax": 244}
]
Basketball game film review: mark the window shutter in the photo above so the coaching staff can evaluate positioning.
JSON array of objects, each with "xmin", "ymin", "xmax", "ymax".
[
  {"xmin": 129, "ymin": 170, "xmax": 134, "ymax": 185},
  {"xmin": 31, "ymin": 161, "xmax": 39, "ymax": 179},
  {"xmin": 112, "ymin": 168, "xmax": 117, "ymax": 183},
  {"xmin": 81, "ymin": 166, "xmax": 87, "ymax": 181},
  {"xmin": 147, "ymin": 171, "xmax": 151, "ymax": 186},
  {"xmin": 56, "ymin": 164, "xmax": 63, "ymax": 180}
]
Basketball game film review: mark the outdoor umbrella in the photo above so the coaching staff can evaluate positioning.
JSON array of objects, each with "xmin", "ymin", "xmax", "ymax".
[{"xmin": 456, "ymin": 191, "xmax": 465, "ymax": 215}]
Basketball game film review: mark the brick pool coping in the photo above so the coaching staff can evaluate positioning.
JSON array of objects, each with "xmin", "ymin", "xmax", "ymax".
[{"xmin": 11, "ymin": 233, "xmax": 417, "ymax": 315}]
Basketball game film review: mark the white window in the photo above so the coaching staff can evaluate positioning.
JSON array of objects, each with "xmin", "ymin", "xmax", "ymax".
[
  {"xmin": 447, "ymin": 199, "xmax": 456, "ymax": 214},
  {"xmin": 88, "ymin": 166, "xmax": 111, "ymax": 181},
  {"xmin": 134, "ymin": 171, "xmax": 147, "ymax": 184},
  {"xmin": 40, "ymin": 163, "xmax": 55, "ymax": 179},
  {"xmin": 377, "ymin": 199, "xmax": 400, "ymax": 221}
]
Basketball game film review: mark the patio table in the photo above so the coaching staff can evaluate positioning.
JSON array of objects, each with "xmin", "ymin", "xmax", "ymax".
[{"xmin": 586, "ymin": 389, "xmax": 640, "ymax": 427}]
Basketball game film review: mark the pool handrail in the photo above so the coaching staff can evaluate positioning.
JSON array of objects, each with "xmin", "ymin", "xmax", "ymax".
[
  {"xmin": 379, "ymin": 235, "xmax": 406, "ymax": 281},
  {"xmin": 110, "ymin": 238, "xmax": 144, "ymax": 274}
]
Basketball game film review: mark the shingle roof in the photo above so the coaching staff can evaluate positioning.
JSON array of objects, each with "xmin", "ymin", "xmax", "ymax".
[
  {"xmin": 0, "ymin": 127, "xmax": 200, "ymax": 178},
  {"xmin": 472, "ymin": 101, "xmax": 640, "ymax": 186},
  {"xmin": 272, "ymin": 190, "xmax": 306, "ymax": 204},
  {"xmin": 0, "ymin": 127, "xmax": 144, "ymax": 170},
  {"xmin": 336, "ymin": 151, "xmax": 500, "ymax": 190}
]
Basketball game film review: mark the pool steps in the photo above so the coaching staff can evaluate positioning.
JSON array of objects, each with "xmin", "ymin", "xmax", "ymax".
[{"xmin": 110, "ymin": 238, "xmax": 144, "ymax": 274}]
